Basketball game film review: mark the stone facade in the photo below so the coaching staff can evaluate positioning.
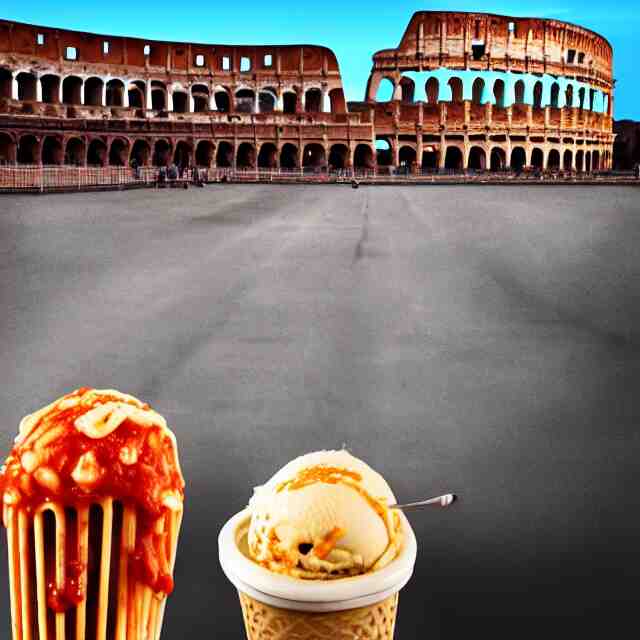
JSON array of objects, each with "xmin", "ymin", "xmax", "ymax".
[
  {"xmin": 0, "ymin": 11, "xmax": 615, "ymax": 173},
  {"xmin": 352, "ymin": 11, "xmax": 615, "ymax": 172}
]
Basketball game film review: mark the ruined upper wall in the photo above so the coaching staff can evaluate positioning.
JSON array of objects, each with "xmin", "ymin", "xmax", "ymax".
[
  {"xmin": 0, "ymin": 19, "xmax": 341, "ymax": 79},
  {"xmin": 373, "ymin": 11, "xmax": 613, "ymax": 90}
]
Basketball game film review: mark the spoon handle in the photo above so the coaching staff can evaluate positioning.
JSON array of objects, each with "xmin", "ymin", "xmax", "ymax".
[{"xmin": 391, "ymin": 494, "xmax": 457, "ymax": 511}]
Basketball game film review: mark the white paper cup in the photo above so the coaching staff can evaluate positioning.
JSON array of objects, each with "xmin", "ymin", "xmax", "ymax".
[{"xmin": 218, "ymin": 509, "xmax": 417, "ymax": 639}]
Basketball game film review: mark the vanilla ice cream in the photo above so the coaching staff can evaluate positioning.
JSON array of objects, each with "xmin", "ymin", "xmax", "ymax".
[{"xmin": 247, "ymin": 450, "xmax": 403, "ymax": 579}]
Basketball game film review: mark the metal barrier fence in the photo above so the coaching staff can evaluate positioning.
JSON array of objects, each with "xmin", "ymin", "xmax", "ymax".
[{"xmin": 0, "ymin": 165, "xmax": 637, "ymax": 192}]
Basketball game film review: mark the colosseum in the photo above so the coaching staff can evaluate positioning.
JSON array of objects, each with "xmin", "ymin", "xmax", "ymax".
[{"xmin": 0, "ymin": 11, "xmax": 615, "ymax": 175}]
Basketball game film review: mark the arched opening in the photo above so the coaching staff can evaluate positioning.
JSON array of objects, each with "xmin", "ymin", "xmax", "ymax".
[
  {"xmin": 153, "ymin": 139, "xmax": 171, "ymax": 166},
  {"xmin": 353, "ymin": 144, "xmax": 374, "ymax": 170},
  {"xmin": 444, "ymin": 147, "xmax": 463, "ymax": 171},
  {"xmin": 109, "ymin": 139, "xmax": 128, "ymax": 166},
  {"xmin": 565, "ymin": 85, "xmax": 574, "ymax": 108},
  {"xmin": 65, "ymin": 137, "xmax": 85, "ymax": 165},
  {"xmin": 84, "ymin": 77, "xmax": 103, "ymax": 106},
  {"xmin": 592, "ymin": 150, "xmax": 600, "ymax": 171},
  {"xmin": 493, "ymin": 80, "xmax": 505, "ymax": 108},
  {"xmin": 490, "ymin": 147, "xmax": 506, "ymax": 171},
  {"xmin": 42, "ymin": 136, "xmax": 63, "ymax": 165},
  {"xmin": 399, "ymin": 146, "xmax": 417, "ymax": 170},
  {"xmin": 216, "ymin": 142, "xmax": 233, "ymax": 168},
  {"xmin": 17, "ymin": 135, "xmax": 38, "ymax": 164},
  {"xmin": 128, "ymin": 81, "xmax": 145, "ymax": 109},
  {"xmin": 329, "ymin": 88, "xmax": 346, "ymax": 114},
  {"xmin": 62, "ymin": 76, "xmax": 82, "ymax": 105},
  {"xmin": 472, "ymin": 78, "xmax": 486, "ymax": 105},
  {"xmin": 376, "ymin": 139, "xmax": 392, "ymax": 166},
  {"xmin": 0, "ymin": 133, "xmax": 16, "ymax": 164},
  {"xmin": 173, "ymin": 141, "xmax": 192, "ymax": 168},
  {"xmin": 302, "ymin": 143, "xmax": 326, "ymax": 168},
  {"xmin": 376, "ymin": 78, "xmax": 394, "ymax": 102},
  {"xmin": 563, "ymin": 149, "xmax": 573, "ymax": 171},
  {"xmin": 468, "ymin": 146, "xmax": 486, "ymax": 170},
  {"xmin": 448, "ymin": 77, "xmax": 463, "ymax": 103},
  {"xmin": 576, "ymin": 150, "xmax": 584, "ymax": 172},
  {"xmin": 129, "ymin": 139, "xmax": 150, "ymax": 167},
  {"xmin": 236, "ymin": 142, "xmax": 256, "ymax": 169},
  {"xmin": 214, "ymin": 90, "xmax": 230, "ymax": 113},
  {"xmin": 399, "ymin": 77, "xmax": 415, "ymax": 103},
  {"xmin": 550, "ymin": 83, "xmax": 560, "ymax": 109},
  {"xmin": 585, "ymin": 151, "xmax": 592, "ymax": 172},
  {"xmin": 41, "ymin": 75, "xmax": 60, "ymax": 104},
  {"xmin": 16, "ymin": 72, "xmax": 37, "ymax": 101},
  {"xmin": 426, "ymin": 78, "xmax": 439, "ymax": 104},
  {"xmin": 511, "ymin": 147, "xmax": 526, "ymax": 171},
  {"xmin": 304, "ymin": 88, "xmax": 322, "ymax": 113},
  {"xmin": 328, "ymin": 144, "xmax": 349, "ymax": 170},
  {"xmin": 192, "ymin": 84, "xmax": 209, "ymax": 113},
  {"xmin": 422, "ymin": 147, "xmax": 438, "ymax": 171},
  {"xmin": 282, "ymin": 92, "xmax": 297, "ymax": 114},
  {"xmin": 280, "ymin": 143, "xmax": 298, "ymax": 169},
  {"xmin": 172, "ymin": 92, "xmax": 188, "ymax": 114},
  {"xmin": 257, "ymin": 142, "xmax": 278, "ymax": 169},
  {"xmin": 105, "ymin": 79, "xmax": 124, "ymax": 107},
  {"xmin": 235, "ymin": 89, "xmax": 255, "ymax": 114},
  {"xmin": 0, "ymin": 68, "xmax": 12, "ymax": 99},
  {"xmin": 531, "ymin": 148, "xmax": 544, "ymax": 169},
  {"xmin": 533, "ymin": 81, "xmax": 543, "ymax": 108},
  {"xmin": 258, "ymin": 90, "xmax": 276, "ymax": 113},
  {"xmin": 514, "ymin": 80, "xmax": 525, "ymax": 104},
  {"xmin": 87, "ymin": 139, "xmax": 107, "ymax": 166},
  {"xmin": 151, "ymin": 82, "xmax": 167, "ymax": 111},
  {"xmin": 195, "ymin": 140, "xmax": 215, "ymax": 167},
  {"xmin": 547, "ymin": 149, "xmax": 561, "ymax": 170}
]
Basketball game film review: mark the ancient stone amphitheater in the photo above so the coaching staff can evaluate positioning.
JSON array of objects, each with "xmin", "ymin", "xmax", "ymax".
[{"xmin": 0, "ymin": 11, "xmax": 615, "ymax": 175}]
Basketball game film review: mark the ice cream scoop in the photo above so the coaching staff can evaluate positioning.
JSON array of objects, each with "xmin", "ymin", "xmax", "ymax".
[{"xmin": 247, "ymin": 450, "xmax": 403, "ymax": 579}]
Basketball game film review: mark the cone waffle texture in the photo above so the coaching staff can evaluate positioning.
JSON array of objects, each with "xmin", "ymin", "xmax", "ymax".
[{"xmin": 239, "ymin": 591, "xmax": 399, "ymax": 640}]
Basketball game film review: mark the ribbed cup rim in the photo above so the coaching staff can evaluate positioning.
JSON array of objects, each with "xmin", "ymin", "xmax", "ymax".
[{"xmin": 218, "ymin": 509, "xmax": 417, "ymax": 610}]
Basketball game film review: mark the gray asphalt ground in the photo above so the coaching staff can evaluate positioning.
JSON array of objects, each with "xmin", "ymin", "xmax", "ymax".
[{"xmin": 1, "ymin": 185, "xmax": 639, "ymax": 638}]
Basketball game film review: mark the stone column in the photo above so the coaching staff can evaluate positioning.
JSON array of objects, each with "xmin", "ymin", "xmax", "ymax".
[
  {"xmin": 189, "ymin": 94, "xmax": 195, "ymax": 113},
  {"xmin": 36, "ymin": 76, "xmax": 43, "ymax": 103},
  {"xmin": 209, "ymin": 93, "xmax": 217, "ymax": 111},
  {"xmin": 322, "ymin": 87, "xmax": 330, "ymax": 113},
  {"xmin": 276, "ymin": 88, "xmax": 283, "ymax": 112},
  {"xmin": 146, "ymin": 82, "xmax": 153, "ymax": 111},
  {"xmin": 254, "ymin": 92, "xmax": 259, "ymax": 114},
  {"xmin": 123, "ymin": 82, "xmax": 129, "ymax": 108},
  {"xmin": 167, "ymin": 90, "xmax": 173, "ymax": 112},
  {"xmin": 101, "ymin": 82, "xmax": 107, "ymax": 107},
  {"xmin": 439, "ymin": 133, "xmax": 447, "ymax": 169},
  {"xmin": 11, "ymin": 73, "xmax": 19, "ymax": 101},
  {"xmin": 80, "ymin": 81, "xmax": 85, "ymax": 106}
]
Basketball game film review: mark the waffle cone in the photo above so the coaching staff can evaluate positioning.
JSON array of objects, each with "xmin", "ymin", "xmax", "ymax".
[
  {"xmin": 4, "ymin": 499, "xmax": 182, "ymax": 640},
  {"xmin": 238, "ymin": 591, "xmax": 399, "ymax": 640}
]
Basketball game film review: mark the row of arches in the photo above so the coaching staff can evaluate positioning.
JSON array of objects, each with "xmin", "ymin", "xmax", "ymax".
[
  {"xmin": 385, "ymin": 144, "xmax": 607, "ymax": 172},
  {"xmin": 374, "ymin": 69, "xmax": 610, "ymax": 114},
  {"xmin": 0, "ymin": 69, "xmax": 345, "ymax": 114},
  {"xmin": 0, "ymin": 134, "xmax": 376, "ymax": 170}
]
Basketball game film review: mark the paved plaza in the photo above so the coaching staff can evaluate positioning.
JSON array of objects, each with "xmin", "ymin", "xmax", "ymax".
[{"xmin": 1, "ymin": 185, "xmax": 638, "ymax": 638}]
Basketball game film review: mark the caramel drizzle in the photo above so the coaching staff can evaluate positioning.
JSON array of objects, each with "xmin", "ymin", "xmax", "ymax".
[{"xmin": 313, "ymin": 527, "xmax": 346, "ymax": 560}]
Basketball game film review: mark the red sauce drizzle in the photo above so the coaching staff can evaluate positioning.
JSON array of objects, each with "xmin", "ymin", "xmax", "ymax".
[{"xmin": 0, "ymin": 388, "xmax": 185, "ymax": 609}]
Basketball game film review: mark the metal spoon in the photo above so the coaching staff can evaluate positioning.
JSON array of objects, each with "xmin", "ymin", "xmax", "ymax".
[{"xmin": 390, "ymin": 493, "xmax": 457, "ymax": 511}]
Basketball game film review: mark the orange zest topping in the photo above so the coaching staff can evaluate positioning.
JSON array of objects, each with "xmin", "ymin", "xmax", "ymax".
[
  {"xmin": 313, "ymin": 527, "xmax": 346, "ymax": 559},
  {"xmin": 276, "ymin": 466, "xmax": 363, "ymax": 492}
]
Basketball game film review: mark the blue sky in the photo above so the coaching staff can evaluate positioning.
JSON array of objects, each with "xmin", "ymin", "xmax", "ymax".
[{"xmin": 2, "ymin": 1, "xmax": 638, "ymax": 119}]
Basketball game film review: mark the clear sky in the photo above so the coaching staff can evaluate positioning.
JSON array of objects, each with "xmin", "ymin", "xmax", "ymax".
[{"xmin": 2, "ymin": 1, "xmax": 638, "ymax": 119}]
